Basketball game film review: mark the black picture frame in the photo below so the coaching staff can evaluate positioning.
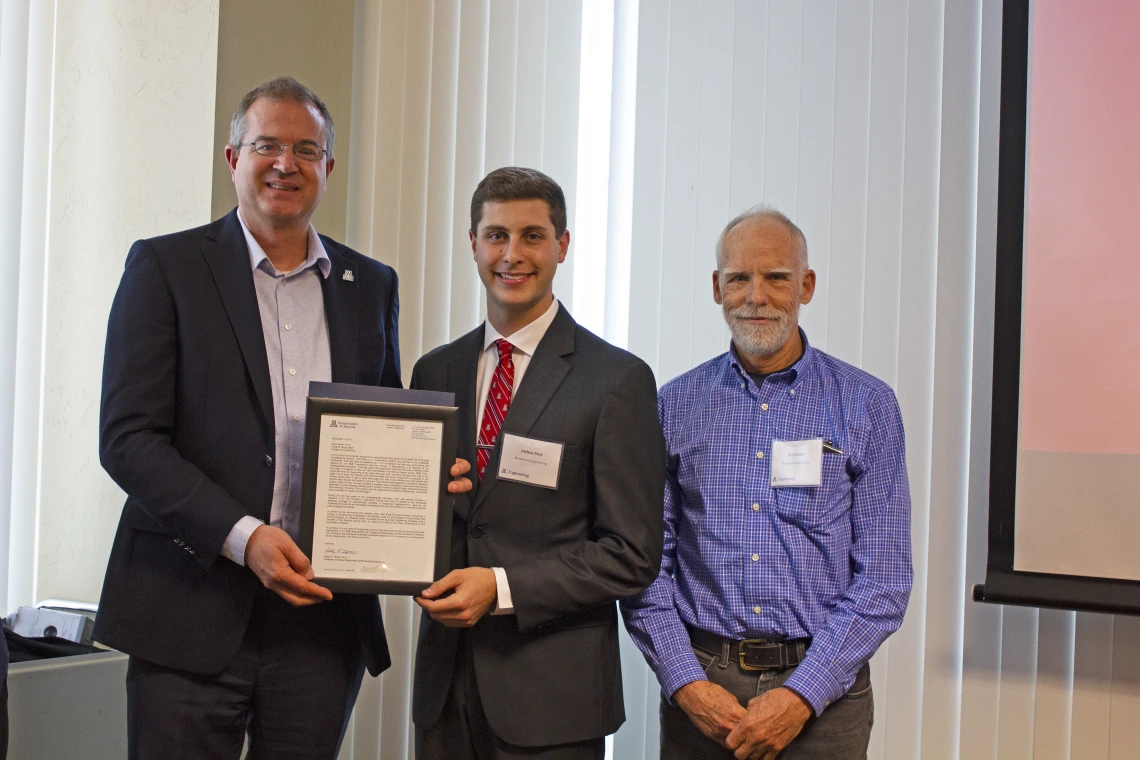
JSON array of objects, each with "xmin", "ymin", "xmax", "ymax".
[
  {"xmin": 298, "ymin": 397, "xmax": 458, "ymax": 596},
  {"xmin": 974, "ymin": 0, "xmax": 1140, "ymax": 616}
]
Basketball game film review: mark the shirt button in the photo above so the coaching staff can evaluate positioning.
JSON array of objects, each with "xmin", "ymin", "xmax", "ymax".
[
  {"xmin": 752, "ymin": 503, "xmax": 760, "ymax": 511},
  {"xmin": 751, "ymin": 554, "xmax": 759, "ymax": 562},
  {"xmin": 289, "ymin": 368, "xmax": 296, "ymax": 376},
  {"xmin": 264, "ymin": 455, "xmax": 273, "ymax": 467},
  {"xmin": 756, "ymin": 451, "xmax": 764, "ymax": 459},
  {"xmin": 789, "ymin": 389, "xmax": 796, "ymax": 396},
  {"xmin": 761, "ymin": 403, "xmax": 769, "ymax": 411},
  {"xmin": 293, "ymin": 414, "xmax": 301, "ymax": 421},
  {"xmin": 285, "ymin": 324, "xmax": 292, "ymax": 330},
  {"xmin": 753, "ymin": 606, "xmax": 762, "ymax": 614},
  {"xmin": 740, "ymin": 383, "xmax": 746, "ymax": 390}
]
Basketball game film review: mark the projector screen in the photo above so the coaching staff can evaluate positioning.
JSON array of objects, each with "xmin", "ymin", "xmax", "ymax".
[{"xmin": 978, "ymin": 0, "xmax": 1140, "ymax": 614}]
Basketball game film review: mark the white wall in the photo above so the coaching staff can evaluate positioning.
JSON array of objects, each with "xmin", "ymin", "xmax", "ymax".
[
  {"xmin": 22, "ymin": 0, "xmax": 219, "ymax": 605},
  {"xmin": 210, "ymin": 0, "xmax": 355, "ymax": 241}
]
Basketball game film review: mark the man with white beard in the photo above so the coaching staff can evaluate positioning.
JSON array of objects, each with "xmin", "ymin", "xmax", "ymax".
[{"xmin": 621, "ymin": 207, "xmax": 913, "ymax": 760}]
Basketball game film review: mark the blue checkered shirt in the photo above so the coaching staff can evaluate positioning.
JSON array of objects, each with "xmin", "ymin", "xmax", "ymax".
[{"xmin": 620, "ymin": 332, "xmax": 912, "ymax": 715}]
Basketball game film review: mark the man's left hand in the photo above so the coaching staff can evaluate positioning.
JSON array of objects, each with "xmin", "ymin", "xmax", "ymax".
[
  {"xmin": 448, "ymin": 458, "xmax": 473, "ymax": 494},
  {"xmin": 415, "ymin": 567, "xmax": 497, "ymax": 627},
  {"xmin": 724, "ymin": 686, "xmax": 812, "ymax": 760}
]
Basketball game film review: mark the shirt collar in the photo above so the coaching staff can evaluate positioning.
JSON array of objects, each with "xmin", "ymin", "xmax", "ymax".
[
  {"xmin": 237, "ymin": 208, "xmax": 331, "ymax": 279},
  {"xmin": 483, "ymin": 297, "xmax": 561, "ymax": 357},
  {"xmin": 727, "ymin": 327, "xmax": 815, "ymax": 386}
]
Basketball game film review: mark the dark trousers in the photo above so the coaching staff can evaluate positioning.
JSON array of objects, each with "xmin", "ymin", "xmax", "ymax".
[
  {"xmin": 416, "ymin": 633, "xmax": 605, "ymax": 760},
  {"xmin": 126, "ymin": 589, "xmax": 365, "ymax": 760},
  {"xmin": 660, "ymin": 645, "xmax": 873, "ymax": 760}
]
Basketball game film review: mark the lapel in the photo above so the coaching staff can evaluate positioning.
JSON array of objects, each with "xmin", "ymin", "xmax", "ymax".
[
  {"xmin": 447, "ymin": 325, "xmax": 485, "ymax": 522},
  {"xmin": 202, "ymin": 210, "xmax": 274, "ymax": 431},
  {"xmin": 319, "ymin": 243, "xmax": 359, "ymax": 383},
  {"xmin": 471, "ymin": 304, "xmax": 576, "ymax": 514}
]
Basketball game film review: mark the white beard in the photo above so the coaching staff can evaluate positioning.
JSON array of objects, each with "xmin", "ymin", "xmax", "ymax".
[{"xmin": 724, "ymin": 302, "xmax": 799, "ymax": 358}]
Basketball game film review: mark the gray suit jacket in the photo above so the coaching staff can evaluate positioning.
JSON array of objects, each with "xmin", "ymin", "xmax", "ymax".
[{"xmin": 409, "ymin": 304, "xmax": 666, "ymax": 747}]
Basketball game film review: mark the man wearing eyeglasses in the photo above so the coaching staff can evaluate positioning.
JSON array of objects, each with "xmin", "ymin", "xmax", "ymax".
[{"xmin": 96, "ymin": 76, "xmax": 471, "ymax": 759}]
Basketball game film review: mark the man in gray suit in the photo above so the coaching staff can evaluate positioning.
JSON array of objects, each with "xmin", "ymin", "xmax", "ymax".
[{"xmin": 410, "ymin": 167, "xmax": 666, "ymax": 759}]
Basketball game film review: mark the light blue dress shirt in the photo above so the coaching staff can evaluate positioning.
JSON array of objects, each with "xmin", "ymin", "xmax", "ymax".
[
  {"xmin": 221, "ymin": 211, "xmax": 332, "ymax": 565},
  {"xmin": 621, "ymin": 331, "xmax": 913, "ymax": 715}
]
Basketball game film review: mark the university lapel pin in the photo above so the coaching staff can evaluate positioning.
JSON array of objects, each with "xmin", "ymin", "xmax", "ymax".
[{"xmin": 342, "ymin": 270, "xmax": 355, "ymax": 282}]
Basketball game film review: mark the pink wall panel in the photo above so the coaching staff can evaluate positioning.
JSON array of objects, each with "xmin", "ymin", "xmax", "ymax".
[{"xmin": 1020, "ymin": 0, "xmax": 1140, "ymax": 455}]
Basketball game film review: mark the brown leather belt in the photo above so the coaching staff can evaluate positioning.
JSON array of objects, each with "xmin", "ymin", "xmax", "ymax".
[{"xmin": 686, "ymin": 624, "xmax": 810, "ymax": 672}]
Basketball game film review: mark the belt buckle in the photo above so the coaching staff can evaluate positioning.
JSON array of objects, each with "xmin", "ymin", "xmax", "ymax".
[{"xmin": 737, "ymin": 639, "xmax": 783, "ymax": 671}]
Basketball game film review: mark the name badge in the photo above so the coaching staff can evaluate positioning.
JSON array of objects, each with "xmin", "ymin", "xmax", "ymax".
[
  {"xmin": 498, "ymin": 434, "xmax": 564, "ymax": 489},
  {"xmin": 770, "ymin": 438, "xmax": 823, "ymax": 488}
]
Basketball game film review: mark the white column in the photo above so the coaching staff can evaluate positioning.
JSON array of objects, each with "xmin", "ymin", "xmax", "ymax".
[
  {"xmin": 919, "ymin": 0, "xmax": 984, "ymax": 756},
  {"xmin": 601, "ymin": 0, "xmax": 638, "ymax": 349},
  {"xmin": 0, "ymin": 0, "xmax": 31, "ymax": 613},
  {"xmin": 35, "ymin": 0, "xmax": 219, "ymax": 604},
  {"xmin": 8, "ymin": 0, "xmax": 53, "ymax": 611}
]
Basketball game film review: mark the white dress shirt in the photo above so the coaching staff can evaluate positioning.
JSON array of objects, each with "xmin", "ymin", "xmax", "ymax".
[{"xmin": 476, "ymin": 297, "xmax": 561, "ymax": 614}]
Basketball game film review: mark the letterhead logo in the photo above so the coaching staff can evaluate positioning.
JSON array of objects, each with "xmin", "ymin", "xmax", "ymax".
[{"xmin": 329, "ymin": 419, "xmax": 338, "ymax": 427}]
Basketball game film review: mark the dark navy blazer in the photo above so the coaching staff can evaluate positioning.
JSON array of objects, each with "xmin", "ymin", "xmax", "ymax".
[{"xmin": 94, "ymin": 209, "xmax": 398, "ymax": 677}]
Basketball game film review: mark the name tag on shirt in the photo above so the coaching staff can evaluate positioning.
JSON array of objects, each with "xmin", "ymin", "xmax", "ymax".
[
  {"xmin": 770, "ymin": 438, "xmax": 823, "ymax": 487},
  {"xmin": 498, "ymin": 434, "xmax": 564, "ymax": 489}
]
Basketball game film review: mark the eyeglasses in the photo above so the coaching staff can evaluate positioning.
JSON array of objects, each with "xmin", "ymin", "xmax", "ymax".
[{"xmin": 240, "ymin": 139, "xmax": 328, "ymax": 162}]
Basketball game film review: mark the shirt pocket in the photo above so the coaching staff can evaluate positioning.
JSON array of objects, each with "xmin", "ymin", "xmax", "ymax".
[{"xmin": 771, "ymin": 451, "xmax": 851, "ymax": 530}]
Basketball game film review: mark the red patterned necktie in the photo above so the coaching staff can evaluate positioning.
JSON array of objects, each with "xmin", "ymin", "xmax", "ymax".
[{"xmin": 477, "ymin": 339, "xmax": 515, "ymax": 481}]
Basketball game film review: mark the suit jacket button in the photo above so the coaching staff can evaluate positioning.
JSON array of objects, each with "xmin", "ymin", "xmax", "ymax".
[
  {"xmin": 264, "ymin": 455, "xmax": 273, "ymax": 467},
  {"xmin": 469, "ymin": 526, "xmax": 484, "ymax": 538}
]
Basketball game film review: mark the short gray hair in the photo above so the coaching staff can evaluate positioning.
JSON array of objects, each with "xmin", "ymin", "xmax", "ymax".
[
  {"xmin": 715, "ymin": 205, "xmax": 809, "ymax": 270},
  {"xmin": 228, "ymin": 76, "xmax": 335, "ymax": 157}
]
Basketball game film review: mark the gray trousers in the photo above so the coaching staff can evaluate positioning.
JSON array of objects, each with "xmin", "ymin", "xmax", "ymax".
[{"xmin": 660, "ymin": 645, "xmax": 873, "ymax": 760}]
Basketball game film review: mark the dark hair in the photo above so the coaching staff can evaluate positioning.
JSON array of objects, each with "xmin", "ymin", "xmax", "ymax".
[
  {"xmin": 228, "ymin": 76, "xmax": 335, "ymax": 157},
  {"xmin": 470, "ymin": 167, "xmax": 567, "ymax": 236}
]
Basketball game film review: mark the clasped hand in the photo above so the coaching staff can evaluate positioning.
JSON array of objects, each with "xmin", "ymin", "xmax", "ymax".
[
  {"xmin": 415, "ymin": 567, "xmax": 498, "ymax": 626},
  {"xmin": 675, "ymin": 681, "xmax": 812, "ymax": 760}
]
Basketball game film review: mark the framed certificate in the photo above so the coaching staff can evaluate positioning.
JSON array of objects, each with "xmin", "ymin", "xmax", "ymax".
[{"xmin": 298, "ymin": 385, "xmax": 458, "ymax": 595}]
